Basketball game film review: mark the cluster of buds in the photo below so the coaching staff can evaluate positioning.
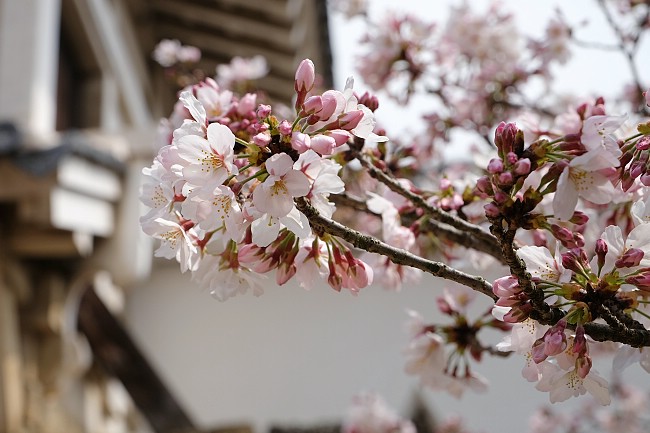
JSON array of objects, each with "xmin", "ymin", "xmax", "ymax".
[
  {"xmin": 619, "ymin": 123, "xmax": 650, "ymax": 191},
  {"xmin": 478, "ymin": 122, "xmax": 542, "ymax": 222}
]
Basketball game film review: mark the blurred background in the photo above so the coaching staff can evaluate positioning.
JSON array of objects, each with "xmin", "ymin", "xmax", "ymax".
[{"xmin": 0, "ymin": 1, "xmax": 649, "ymax": 433}]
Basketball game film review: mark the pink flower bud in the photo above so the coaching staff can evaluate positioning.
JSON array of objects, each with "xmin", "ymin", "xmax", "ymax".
[
  {"xmin": 575, "ymin": 354, "xmax": 592, "ymax": 379},
  {"xmin": 338, "ymin": 110, "xmax": 364, "ymax": 131},
  {"xmin": 630, "ymin": 161, "xmax": 645, "ymax": 179},
  {"xmin": 494, "ymin": 122, "xmax": 518, "ymax": 156},
  {"xmin": 487, "ymin": 158, "xmax": 504, "ymax": 174},
  {"xmin": 531, "ymin": 339, "xmax": 548, "ymax": 363},
  {"xmin": 238, "ymin": 93, "xmax": 257, "ymax": 116},
  {"xmin": 327, "ymin": 130, "xmax": 351, "ymax": 146},
  {"xmin": 310, "ymin": 134, "xmax": 336, "ymax": 155},
  {"xmin": 278, "ymin": 120, "xmax": 292, "ymax": 136},
  {"xmin": 551, "ymin": 224, "xmax": 574, "ymax": 243},
  {"xmin": 542, "ymin": 320, "xmax": 567, "ymax": 356},
  {"xmin": 645, "ymin": 89, "xmax": 650, "ymax": 107},
  {"xmin": 484, "ymin": 202, "xmax": 501, "ymax": 218},
  {"xmin": 294, "ymin": 59, "xmax": 315, "ymax": 93},
  {"xmin": 562, "ymin": 248, "xmax": 588, "ymax": 273},
  {"xmin": 256, "ymin": 104, "xmax": 272, "ymax": 119},
  {"xmin": 513, "ymin": 158, "xmax": 531, "ymax": 175},
  {"xmin": 615, "ymin": 247, "xmax": 644, "ymax": 268},
  {"xmin": 636, "ymin": 136, "xmax": 650, "ymax": 150},
  {"xmin": 252, "ymin": 132, "xmax": 271, "ymax": 146},
  {"xmin": 573, "ymin": 325, "xmax": 587, "ymax": 356},
  {"xmin": 494, "ymin": 190, "xmax": 508, "ymax": 204},
  {"xmin": 641, "ymin": 173, "xmax": 650, "ymax": 186},
  {"xmin": 492, "ymin": 276, "xmax": 520, "ymax": 297},
  {"xmin": 626, "ymin": 268, "xmax": 650, "ymax": 291},
  {"xmin": 291, "ymin": 132, "xmax": 311, "ymax": 153},
  {"xmin": 569, "ymin": 211, "xmax": 589, "ymax": 225},
  {"xmin": 319, "ymin": 92, "xmax": 339, "ymax": 120},
  {"xmin": 506, "ymin": 152, "xmax": 518, "ymax": 164},
  {"xmin": 498, "ymin": 171, "xmax": 513, "ymax": 185},
  {"xmin": 357, "ymin": 91, "xmax": 379, "ymax": 112},
  {"xmin": 302, "ymin": 95, "xmax": 323, "ymax": 116},
  {"xmin": 475, "ymin": 176, "xmax": 493, "ymax": 195},
  {"xmin": 595, "ymin": 239, "xmax": 608, "ymax": 270}
]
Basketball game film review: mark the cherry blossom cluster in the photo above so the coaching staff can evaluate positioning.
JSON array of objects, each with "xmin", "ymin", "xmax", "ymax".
[
  {"xmin": 141, "ymin": 59, "xmax": 380, "ymax": 300},
  {"xmin": 152, "ymin": 39, "xmax": 201, "ymax": 68},
  {"xmin": 403, "ymin": 286, "xmax": 508, "ymax": 398}
]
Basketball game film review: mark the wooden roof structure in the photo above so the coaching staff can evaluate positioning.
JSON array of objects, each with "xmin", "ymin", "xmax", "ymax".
[{"xmin": 125, "ymin": 0, "xmax": 333, "ymax": 107}]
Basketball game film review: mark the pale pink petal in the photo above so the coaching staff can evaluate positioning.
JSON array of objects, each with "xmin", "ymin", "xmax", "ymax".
[{"xmin": 266, "ymin": 153, "xmax": 293, "ymax": 176}]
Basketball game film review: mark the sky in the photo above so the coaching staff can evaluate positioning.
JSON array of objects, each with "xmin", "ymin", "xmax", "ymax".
[{"xmin": 330, "ymin": 0, "xmax": 650, "ymax": 138}]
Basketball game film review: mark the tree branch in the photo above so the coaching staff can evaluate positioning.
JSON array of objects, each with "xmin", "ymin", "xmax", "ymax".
[
  {"xmin": 355, "ymin": 153, "xmax": 502, "ymax": 257},
  {"xmin": 296, "ymin": 197, "xmax": 497, "ymax": 300},
  {"xmin": 332, "ymin": 193, "xmax": 507, "ymax": 264}
]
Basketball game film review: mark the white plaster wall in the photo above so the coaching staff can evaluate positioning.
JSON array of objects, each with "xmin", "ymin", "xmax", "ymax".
[{"xmin": 125, "ymin": 261, "xmax": 561, "ymax": 433}]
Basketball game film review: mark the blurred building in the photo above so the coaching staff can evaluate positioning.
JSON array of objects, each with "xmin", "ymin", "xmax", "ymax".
[{"xmin": 0, "ymin": 0, "xmax": 331, "ymax": 432}]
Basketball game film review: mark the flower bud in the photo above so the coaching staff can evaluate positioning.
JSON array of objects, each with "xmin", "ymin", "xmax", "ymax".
[
  {"xmin": 484, "ymin": 202, "xmax": 501, "ymax": 218},
  {"xmin": 492, "ymin": 276, "xmax": 520, "ymax": 298},
  {"xmin": 310, "ymin": 134, "xmax": 336, "ymax": 155},
  {"xmin": 294, "ymin": 58, "xmax": 315, "ymax": 93},
  {"xmin": 327, "ymin": 130, "xmax": 351, "ymax": 146},
  {"xmin": 542, "ymin": 319, "xmax": 567, "ymax": 356},
  {"xmin": 552, "ymin": 223, "xmax": 573, "ymax": 244},
  {"xmin": 256, "ymin": 104, "xmax": 271, "ymax": 119},
  {"xmin": 475, "ymin": 176, "xmax": 493, "ymax": 195},
  {"xmin": 638, "ymin": 173, "xmax": 650, "ymax": 190},
  {"xmin": 494, "ymin": 122, "xmax": 519, "ymax": 157},
  {"xmin": 498, "ymin": 171, "xmax": 513, "ymax": 185},
  {"xmin": 615, "ymin": 247, "xmax": 644, "ymax": 268},
  {"xmin": 302, "ymin": 95, "xmax": 323, "ymax": 116},
  {"xmin": 506, "ymin": 152, "xmax": 518, "ymax": 165},
  {"xmin": 487, "ymin": 158, "xmax": 504, "ymax": 174},
  {"xmin": 575, "ymin": 354, "xmax": 592, "ymax": 379},
  {"xmin": 573, "ymin": 324, "xmax": 587, "ymax": 356},
  {"xmin": 357, "ymin": 91, "xmax": 379, "ymax": 112},
  {"xmin": 636, "ymin": 136, "xmax": 650, "ymax": 150},
  {"xmin": 252, "ymin": 131, "xmax": 271, "ymax": 146},
  {"xmin": 595, "ymin": 239, "xmax": 608, "ymax": 271},
  {"xmin": 291, "ymin": 132, "xmax": 311, "ymax": 153},
  {"xmin": 513, "ymin": 158, "xmax": 531, "ymax": 176},
  {"xmin": 338, "ymin": 110, "xmax": 364, "ymax": 131},
  {"xmin": 278, "ymin": 120, "xmax": 292, "ymax": 136},
  {"xmin": 569, "ymin": 211, "xmax": 589, "ymax": 225},
  {"xmin": 626, "ymin": 268, "xmax": 650, "ymax": 291}
]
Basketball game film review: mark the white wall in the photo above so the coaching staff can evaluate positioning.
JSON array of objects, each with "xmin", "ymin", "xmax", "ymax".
[{"xmin": 125, "ymin": 261, "xmax": 563, "ymax": 433}]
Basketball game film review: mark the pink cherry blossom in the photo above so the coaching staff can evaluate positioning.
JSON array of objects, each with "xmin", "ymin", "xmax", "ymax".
[
  {"xmin": 553, "ymin": 150, "xmax": 619, "ymax": 221},
  {"xmin": 176, "ymin": 122, "xmax": 237, "ymax": 187},
  {"xmin": 253, "ymin": 153, "xmax": 310, "ymax": 218}
]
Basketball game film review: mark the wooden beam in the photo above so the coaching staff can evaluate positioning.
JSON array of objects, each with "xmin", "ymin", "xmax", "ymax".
[
  {"xmin": 155, "ymin": 22, "xmax": 297, "ymax": 78},
  {"xmin": 77, "ymin": 286, "xmax": 197, "ymax": 433},
  {"xmin": 150, "ymin": 0, "xmax": 294, "ymax": 51}
]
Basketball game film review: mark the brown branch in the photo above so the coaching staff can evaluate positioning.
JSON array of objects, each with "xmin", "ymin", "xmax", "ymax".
[
  {"xmin": 332, "ymin": 193, "xmax": 507, "ymax": 264},
  {"xmin": 296, "ymin": 197, "xmax": 497, "ymax": 300},
  {"xmin": 488, "ymin": 215, "xmax": 563, "ymax": 325},
  {"xmin": 355, "ymin": 153, "xmax": 502, "ymax": 258}
]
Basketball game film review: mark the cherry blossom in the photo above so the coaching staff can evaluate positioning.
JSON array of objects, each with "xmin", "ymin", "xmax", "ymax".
[
  {"xmin": 176, "ymin": 122, "xmax": 238, "ymax": 188},
  {"xmin": 252, "ymin": 153, "xmax": 310, "ymax": 218}
]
